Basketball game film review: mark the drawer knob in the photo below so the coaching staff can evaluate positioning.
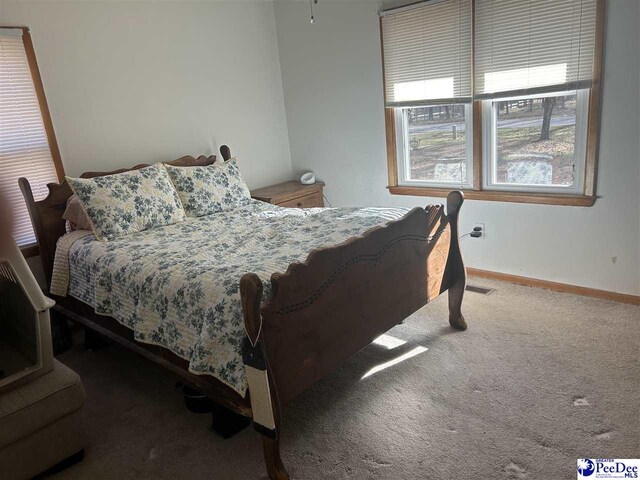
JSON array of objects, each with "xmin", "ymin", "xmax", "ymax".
[{"xmin": 297, "ymin": 202, "xmax": 302, "ymax": 207}]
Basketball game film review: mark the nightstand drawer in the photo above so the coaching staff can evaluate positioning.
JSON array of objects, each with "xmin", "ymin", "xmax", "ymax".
[{"xmin": 278, "ymin": 191, "xmax": 323, "ymax": 208}]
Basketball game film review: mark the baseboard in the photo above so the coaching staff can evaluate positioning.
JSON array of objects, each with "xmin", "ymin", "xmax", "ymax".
[{"xmin": 466, "ymin": 268, "xmax": 640, "ymax": 306}]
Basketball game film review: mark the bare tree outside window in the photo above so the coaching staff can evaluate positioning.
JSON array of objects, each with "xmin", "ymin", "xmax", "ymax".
[
  {"xmin": 539, "ymin": 97, "xmax": 557, "ymax": 141},
  {"xmin": 494, "ymin": 94, "xmax": 577, "ymax": 186}
]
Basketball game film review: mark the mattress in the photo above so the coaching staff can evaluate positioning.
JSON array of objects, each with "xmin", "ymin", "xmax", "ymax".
[{"xmin": 52, "ymin": 200, "xmax": 410, "ymax": 395}]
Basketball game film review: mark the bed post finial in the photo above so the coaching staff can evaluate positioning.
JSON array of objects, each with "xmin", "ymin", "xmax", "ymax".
[
  {"xmin": 220, "ymin": 145, "xmax": 232, "ymax": 162},
  {"xmin": 446, "ymin": 190, "xmax": 464, "ymax": 218}
]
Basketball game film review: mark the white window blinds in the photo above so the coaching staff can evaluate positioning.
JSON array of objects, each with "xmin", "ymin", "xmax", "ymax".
[
  {"xmin": 381, "ymin": 0, "xmax": 472, "ymax": 107},
  {"xmin": 474, "ymin": 0, "xmax": 597, "ymax": 99},
  {"xmin": 0, "ymin": 28, "xmax": 59, "ymax": 246}
]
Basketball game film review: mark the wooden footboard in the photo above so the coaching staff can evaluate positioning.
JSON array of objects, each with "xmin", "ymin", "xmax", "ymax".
[{"xmin": 241, "ymin": 191, "xmax": 466, "ymax": 480}]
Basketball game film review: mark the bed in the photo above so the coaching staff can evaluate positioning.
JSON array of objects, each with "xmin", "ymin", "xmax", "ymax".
[{"xmin": 19, "ymin": 146, "xmax": 468, "ymax": 480}]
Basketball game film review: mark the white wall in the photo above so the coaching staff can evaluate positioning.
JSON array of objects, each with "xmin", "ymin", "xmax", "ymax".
[
  {"xmin": 1, "ymin": 0, "xmax": 293, "ymax": 189},
  {"xmin": 1, "ymin": 0, "xmax": 637, "ymax": 295},
  {"xmin": 274, "ymin": 0, "xmax": 640, "ymax": 296}
]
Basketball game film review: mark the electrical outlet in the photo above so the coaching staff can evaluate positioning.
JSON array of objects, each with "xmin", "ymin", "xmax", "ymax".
[{"xmin": 473, "ymin": 223, "xmax": 485, "ymax": 239}]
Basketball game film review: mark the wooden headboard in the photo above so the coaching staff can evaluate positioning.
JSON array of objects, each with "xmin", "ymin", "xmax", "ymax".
[{"xmin": 18, "ymin": 145, "xmax": 232, "ymax": 289}]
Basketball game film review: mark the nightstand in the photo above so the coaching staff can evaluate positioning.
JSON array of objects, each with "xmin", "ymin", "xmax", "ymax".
[{"xmin": 251, "ymin": 181, "xmax": 325, "ymax": 208}]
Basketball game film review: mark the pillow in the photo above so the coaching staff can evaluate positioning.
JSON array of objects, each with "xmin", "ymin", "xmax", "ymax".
[
  {"xmin": 62, "ymin": 195, "xmax": 92, "ymax": 231},
  {"xmin": 165, "ymin": 158, "xmax": 251, "ymax": 217},
  {"xmin": 66, "ymin": 163, "xmax": 185, "ymax": 241}
]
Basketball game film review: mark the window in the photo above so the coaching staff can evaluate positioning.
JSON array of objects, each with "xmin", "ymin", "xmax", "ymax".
[
  {"xmin": 381, "ymin": 0, "xmax": 473, "ymax": 189},
  {"xmin": 381, "ymin": 0, "xmax": 603, "ymax": 206},
  {"xmin": 483, "ymin": 90, "xmax": 589, "ymax": 193},
  {"xmin": 396, "ymin": 104, "xmax": 473, "ymax": 188},
  {"xmin": 0, "ymin": 27, "xmax": 63, "ymax": 248}
]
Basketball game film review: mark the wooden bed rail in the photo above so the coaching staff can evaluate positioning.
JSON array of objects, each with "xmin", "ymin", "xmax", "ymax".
[{"xmin": 241, "ymin": 191, "xmax": 466, "ymax": 480}]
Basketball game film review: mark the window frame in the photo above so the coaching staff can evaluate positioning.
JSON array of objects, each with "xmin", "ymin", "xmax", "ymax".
[
  {"xmin": 0, "ymin": 25, "xmax": 65, "ymax": 255},
  {"xmin": 395, "ymin": 104, "xmax": 474, "ymax": 190},
  {"xmin": 482, "ymin": 89, "xmax": 589, "ymax": 195},
  {"xmin": 382, "ymin": 0, "xmax": 605, "ymax": 207}
]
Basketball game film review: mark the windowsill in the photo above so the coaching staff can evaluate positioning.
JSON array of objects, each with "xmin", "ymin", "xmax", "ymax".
[
  {"xmin": 387, "ymin": 185, "xmax": 596, "ymax": 207},
  {"xmin": 20, "ymin": 243, "xmax": 40, "ymax": 258}
]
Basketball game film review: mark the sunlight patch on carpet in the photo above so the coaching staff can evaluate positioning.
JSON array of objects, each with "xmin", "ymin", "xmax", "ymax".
[
  {"xmin": 361, "ymin": 346, "xmax": 428, "ymax": 379},
  {"xmin": 371, "ymin": 334, "xmax": 407, "ymax": 350}
]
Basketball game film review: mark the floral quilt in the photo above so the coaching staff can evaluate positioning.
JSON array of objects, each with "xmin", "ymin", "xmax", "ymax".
[{"xmin": 63, "ymin": 200, "xmax": 410, "ymax": 395}]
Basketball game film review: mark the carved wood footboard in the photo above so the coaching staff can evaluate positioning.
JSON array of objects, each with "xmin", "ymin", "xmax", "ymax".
[{"xmin": 241, "ymin": 191, "xmax": 467, "ymax": 480}]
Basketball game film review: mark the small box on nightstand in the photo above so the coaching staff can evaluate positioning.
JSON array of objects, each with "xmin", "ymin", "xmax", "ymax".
[{"xmin": 251, "ymin": 181, "xmax": 324, "ymax": 208}]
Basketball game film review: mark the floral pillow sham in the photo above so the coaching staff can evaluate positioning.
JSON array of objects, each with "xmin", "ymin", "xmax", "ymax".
[
  {"xmin": 165, "ymin": 158, "xmax": 251, "ymax": 217},
  {"xmin": 66, "ymin": 163, "xmax": 186, "ymax": 242}
]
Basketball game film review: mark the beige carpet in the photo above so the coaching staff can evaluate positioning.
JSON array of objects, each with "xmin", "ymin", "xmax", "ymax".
[{"xmin": 52, "ymin": 277, "xmax": 639, "ymax": 480}]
